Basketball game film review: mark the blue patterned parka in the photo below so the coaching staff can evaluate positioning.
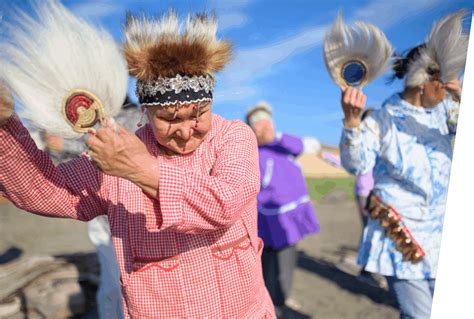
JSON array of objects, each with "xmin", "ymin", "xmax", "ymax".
[{"xmin": 340, "ymin": 93, "xmax": 459, "ymax": 279}]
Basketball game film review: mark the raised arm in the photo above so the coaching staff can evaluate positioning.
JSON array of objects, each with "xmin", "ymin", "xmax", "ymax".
[
  {"xmin": 0, "ymin": 87, "xmax": 107, "ymax": 220},
  {"xmin": 272, "ymin": 133, "xmax": 304, "ymax": 157},
  {"xmin": 339, "ymin": 86, "xmax": 380, "ymax": 175}
]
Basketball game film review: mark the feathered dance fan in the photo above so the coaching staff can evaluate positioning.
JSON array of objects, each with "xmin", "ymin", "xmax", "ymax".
[
  {"xmin": 405, "ymin": 10, "xmax": 469, "ymax": 87},
  {"xmin": 323, "ymin": 13, "xmax": 393, "ymax": 87},
  {"xmin": 124, "ymin": 10, "xmax": 232, "ymax": 107},
  {"xmin": 0, "ymin": 0, "xmax": 128, "ymax": 137}
]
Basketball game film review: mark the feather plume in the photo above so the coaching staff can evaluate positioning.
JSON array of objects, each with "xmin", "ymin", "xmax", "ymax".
[
  {"xmin": 324, "ymin": 13, "xmax": 393, "ymax": 86},
  {"xmin": 124, "ymin": 11, "xmax": 232, "ymax": 81},
  {"xmin": 0, "ymin": 84, "xmax": 14, "ymax": 112},
  {"xmin": 0, "ymin": 0, "xmax": 128, "ymax": 138},
  {"xmin": 406, "ymin": 10, "xmax": 469, "ymax": 87}
]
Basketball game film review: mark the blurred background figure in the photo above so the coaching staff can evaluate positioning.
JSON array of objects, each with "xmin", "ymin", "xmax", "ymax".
[
  {"xmin": 246, "ymin": 101, "xmax": 321, "ymax": 318},
  {"xmin": 42, "ymin": 96, "xmax": 141, "ymax": 319}
]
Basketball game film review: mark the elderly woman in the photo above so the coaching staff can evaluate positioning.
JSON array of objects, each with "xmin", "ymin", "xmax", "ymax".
[
  {"xmin": 339, "ymin": 31, "xmax": 464, "ymax": 319},
  {"xmin": 0, "ymin": 12, "xmax": 274, "ymax": 319},
  {"xmin": 246, "ymin": 101, "xmax": 320, "ymax": 317}
]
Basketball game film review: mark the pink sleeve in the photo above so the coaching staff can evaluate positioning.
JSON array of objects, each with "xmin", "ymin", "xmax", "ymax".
[
  {"xmin": 157, "ymin": 121, "xmax": 260, "ymax": 233},
  {"xmin": 0, "ymin": 116, "xmax": 107, "ymax": 221}
]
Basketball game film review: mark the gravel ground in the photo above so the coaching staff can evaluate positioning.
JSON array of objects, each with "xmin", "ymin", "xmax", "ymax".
[{"xmin": 0, "ymin": 196, "xmax": 399, "ymax": 319}]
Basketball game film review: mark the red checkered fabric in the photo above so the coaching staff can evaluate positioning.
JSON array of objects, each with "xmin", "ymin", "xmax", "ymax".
[{"xmin": 0, "ymin": 114, "xmax": 275, "ymax": 318}]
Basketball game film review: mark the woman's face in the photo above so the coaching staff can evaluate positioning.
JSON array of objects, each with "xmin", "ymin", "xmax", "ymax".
[
  {"xmin": 421, "ymin": 75, "xmax": 447, "ymax": 107},
  {"xmin": 145, "ymin": 102, "xmax": 212, "ymax": 155},
  {"xmin": 252, "ymin": 119, "xmax": 275, "ymax": 146}
]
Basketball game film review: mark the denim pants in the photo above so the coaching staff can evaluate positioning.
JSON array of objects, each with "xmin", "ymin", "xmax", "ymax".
[{"xmin": 386, "ymin": 276, "xmax": 436, "ymax": 319}]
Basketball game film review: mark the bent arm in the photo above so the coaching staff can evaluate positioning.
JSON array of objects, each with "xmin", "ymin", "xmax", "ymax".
[{"xmin": 274, "ymin": 133, "xmax": 304, "ymax": 156}]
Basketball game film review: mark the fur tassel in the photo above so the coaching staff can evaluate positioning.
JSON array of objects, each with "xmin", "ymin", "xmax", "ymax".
[
  {"xmin": 0, "ymin": 0, "xmax": 128, "ymax": 138},
  {"xmin": 324, "ymin": 13, "xmax": 393, "ymax": 86},
  {"xmin": 406, "ymin": 10, "xmax": 469, "ymax": 87},
  {"xmin": 124, "ymin": 11, "xmax": 232, "ymax": 81}
]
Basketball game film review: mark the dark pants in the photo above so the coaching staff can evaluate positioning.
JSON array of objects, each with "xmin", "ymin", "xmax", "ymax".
[{"xmin": 261, "ymin": 244, "xmax": 298, "ymax": 307}]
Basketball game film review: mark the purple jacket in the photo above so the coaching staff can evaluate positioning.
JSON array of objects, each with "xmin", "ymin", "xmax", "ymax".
[{"xmin": 257, "ymin": 133, "xmax": 320, "ymax": 249}]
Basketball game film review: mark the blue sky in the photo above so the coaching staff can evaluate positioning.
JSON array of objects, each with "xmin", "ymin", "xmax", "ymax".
[{"xmin": 1, "ymin": 0, "xmax": 472, "ymax": 145}]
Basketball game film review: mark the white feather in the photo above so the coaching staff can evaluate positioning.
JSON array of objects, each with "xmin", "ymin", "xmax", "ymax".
[
  {"xmin": 427, "ymin": 10, "xmax": 469, "ymax": 83},
  {"xmin": 324, "ymin": 13, "xmax": 393, "ymax": 86},
  {"xmin": 405, "ymin": 49, "xmax": 436, "ymax": 87},
  {"xmin": 406, "ymin": 10, "xmax": 468, "ymax": 87},
  {"xmin": 0, "ymin": 0, "xmax": 128, "ymax": 138}
]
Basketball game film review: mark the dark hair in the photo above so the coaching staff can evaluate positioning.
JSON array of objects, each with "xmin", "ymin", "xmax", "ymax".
[
  {"xmin": 361, "ymin": 108, "xmax": 374, "ymax": 121},
  {"xmin": 122, "ymin": 95, "xmax": 138, "ymax": 109},
  {"xmin": 387, "ymin": 44, "xmax": 426, "ymax": 84}
]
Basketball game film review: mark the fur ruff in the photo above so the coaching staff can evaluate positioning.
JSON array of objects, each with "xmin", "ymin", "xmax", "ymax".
[
  {"xmin": 406, "ymin": 10, "xmax": 469, "ymax": 87},
  {"xmin": 0, "ymin": 0, "xmax": 128, "ymax": 138},
  {"xmin": 324, "ymin": 13, "xmax": 393, "ymax": 86},
  {"xmin": 124, "ymin": 11, "xmax": 232, "ymax": 81}
]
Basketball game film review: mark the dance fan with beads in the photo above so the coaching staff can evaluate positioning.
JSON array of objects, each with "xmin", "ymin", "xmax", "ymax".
[
  {"xmin": 323, "ymin": 13, "xmax": 393, "ymax": 88},
  {"xmin": 0, "ymin": 0, "xmax": 128, "ymax": 138}
]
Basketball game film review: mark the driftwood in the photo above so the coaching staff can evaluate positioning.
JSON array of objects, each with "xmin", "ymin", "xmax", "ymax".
[{"xmin": 0, "ymin": 253, "xmax": 99, "ymax": 319}]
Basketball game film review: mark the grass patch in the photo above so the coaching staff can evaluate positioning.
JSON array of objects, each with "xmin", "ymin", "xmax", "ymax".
[{"xmin": 305, "ymin": 177, "xmax": 355, "ymax": 202}]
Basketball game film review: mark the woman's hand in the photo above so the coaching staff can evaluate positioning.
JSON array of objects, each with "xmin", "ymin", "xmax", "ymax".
[
  {"xmin": 443, "ymin": 80, "xmax": 462, "ymax": 102},
  {"xmin": 0, "ymin": 85, "xmax": 14, "ymax": 127},
  {"xmin": 341, "ymin": 85, "xmax": 366, "ymax": 128},
  {"xmin": 85, "ymin": 120, "xmax": 156, "ymax": 182}
]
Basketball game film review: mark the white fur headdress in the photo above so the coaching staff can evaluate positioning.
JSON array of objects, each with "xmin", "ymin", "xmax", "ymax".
[
  {"xmin": 405, "ymin": 10, "xmax": 469, "ymax": 87},
  {"xmin": 323, "ymin": 13, "xmax": 393, "ymax": 87},
  {"xmin": 0, "ymin": 0, "xmax": 128, "ymax": 138}
]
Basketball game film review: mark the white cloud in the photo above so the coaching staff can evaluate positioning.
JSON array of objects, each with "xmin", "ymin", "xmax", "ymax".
[
  {"xmin": 353, "ymin": 0, "xmax": 444, "ymax": 28},
  {"xmin": 69, "ymin": 1, "xmax": 124, "ymax": 21},
  {"xmin": 220, "ymin": 26, "xmax": 326, "ymax": 87},
  {"xmin": 213, "ymin": 86, "xmax": 257, "ymax": 102},
  {"xmin": 210, "ymin": 0, "xmax": 252, "ymax": 32},
  {"xmin": 219, "ymin": 12, "xmax": 248, "ymax": 31}
]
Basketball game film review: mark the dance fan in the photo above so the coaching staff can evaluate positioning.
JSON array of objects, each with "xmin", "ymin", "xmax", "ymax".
[
  {"xmin": 0, "ymin": 0, "xmax": 128, "ymax": 137},
  {"xmin": 323, "ymin": 13, "xmax": 393, "ymax": 87}
]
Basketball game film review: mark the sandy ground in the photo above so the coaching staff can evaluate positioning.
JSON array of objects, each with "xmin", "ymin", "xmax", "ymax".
[{"xmin": 0, "ymin": 195, "xmax": 398, "ymax": 319}]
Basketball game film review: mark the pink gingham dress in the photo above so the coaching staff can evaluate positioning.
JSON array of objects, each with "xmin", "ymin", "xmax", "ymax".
[{"xmin": 0, "ymin": 114, "xmax": 275, "ymax": 318}]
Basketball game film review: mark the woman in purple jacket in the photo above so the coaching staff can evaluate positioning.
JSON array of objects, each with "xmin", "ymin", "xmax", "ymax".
[{"xmin": 246, "ymin": 101, "xmax": 320, "ymax": 316}]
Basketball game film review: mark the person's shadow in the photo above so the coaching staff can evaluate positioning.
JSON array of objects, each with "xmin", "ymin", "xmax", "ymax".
[{"xmin": 0, "ymin": 246, "xmax": 23, "ymax": 264}]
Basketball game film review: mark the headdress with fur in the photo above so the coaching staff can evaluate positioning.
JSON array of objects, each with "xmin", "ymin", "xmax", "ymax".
[
  {"xmin": 0, "ymin": 0, "xmax": 128, "ymax": 137},
  {"xmin": 124, "ymin": 11, "xmax": 232, "ymax": 108},
  {"xmin": 323, "ymin": 13, "xmax": 393, "ymax": 87},
  {"xmin": 405, "ymin": 10, "xmax": 469, "ymax": 87}
]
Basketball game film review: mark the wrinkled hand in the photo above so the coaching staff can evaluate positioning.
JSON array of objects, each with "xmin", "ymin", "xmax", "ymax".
[
  {"xmin": 0, "ymin": 85, "xmax": 14, "ymax": 127},
  {"xmin": 341, "ymin": 85, "xmax": 366, "ymax": 128},
  {"xmin": 44, "ymin": 133, "xmax": 64, "ymax": 152},
  {"xmin": 443, "ymin": 80, "xmax": 462, "ymax": 102},
  {"xmin": 85, "ymin": 120, "xmax": 155, "ymax": 181}
]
